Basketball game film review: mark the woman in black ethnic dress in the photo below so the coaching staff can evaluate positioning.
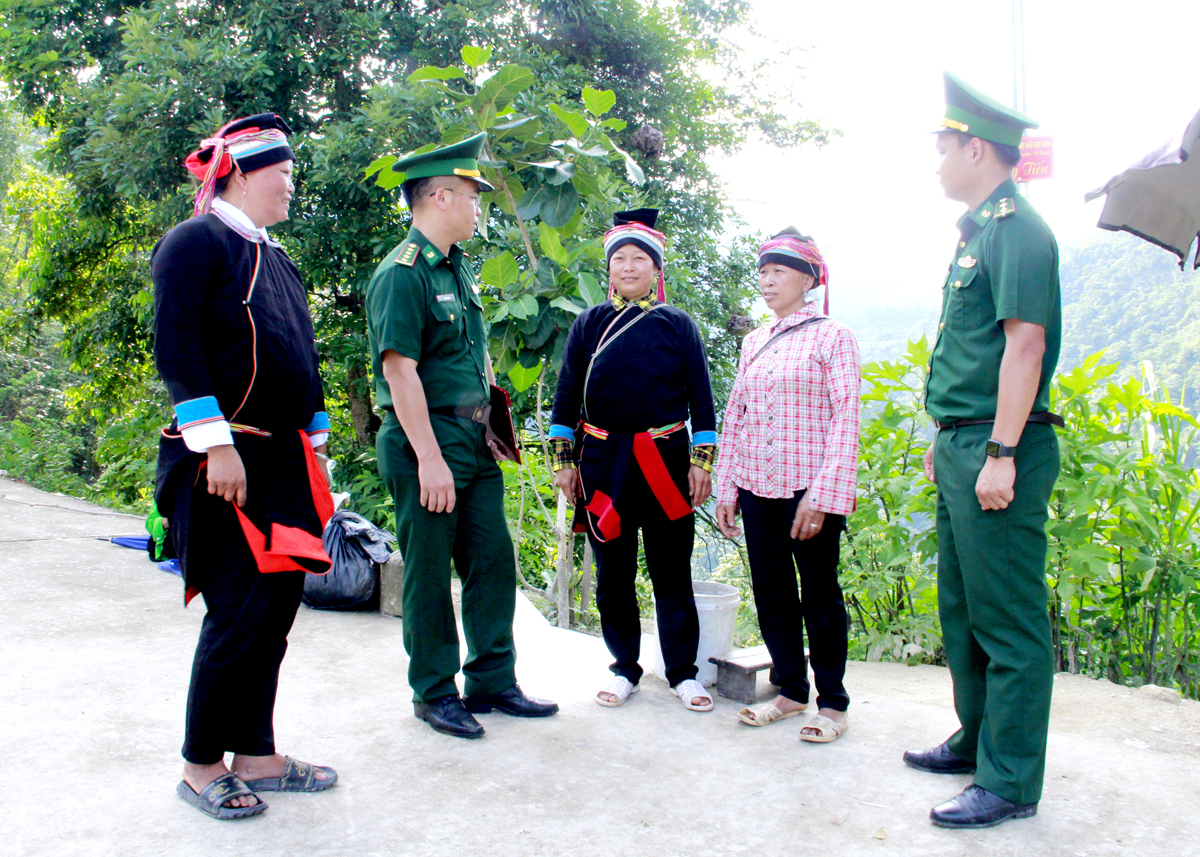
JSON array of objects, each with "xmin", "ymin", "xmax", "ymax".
[
  {"xmin": 549, "ymin": 209, "xmax": 718, "ymax": 712},
  {"xmin": 153, "ymin": 114, "xmax": 337, "ymax": 819}
]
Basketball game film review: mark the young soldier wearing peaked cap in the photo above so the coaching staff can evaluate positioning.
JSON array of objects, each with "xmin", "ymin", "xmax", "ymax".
[
  {"xmin": 366, "ymin": 132, "xmax": 558, "ymax": 739},
  {"xmin": 903, "ymin": 72, "xmax": 1063, "ymax": 829}
]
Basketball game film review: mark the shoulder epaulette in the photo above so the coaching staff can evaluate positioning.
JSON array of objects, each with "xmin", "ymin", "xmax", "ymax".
[
  {"xmin": 397, "ymin": 243, "xmax": 419, "ymax": 267},
  {"xmin": 993, "ymin": 197, "xmax": 1016, "ymax": 220}
]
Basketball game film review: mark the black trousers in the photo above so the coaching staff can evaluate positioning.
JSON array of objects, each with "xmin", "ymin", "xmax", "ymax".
[
  {"xmin": 738, "ymin": 488, "xmax": 849, "ymax": 712},
  {"xmin": 181, "ymin": 487, "xmax": 305, "ymax": 765},
  {"xmin": 588, "ymin": 437, "xmax": 699, "ymax": 688}
]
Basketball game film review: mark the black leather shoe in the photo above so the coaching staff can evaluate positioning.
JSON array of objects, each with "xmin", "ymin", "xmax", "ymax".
[
  {"xmin": 930, "ymin": 784, "xmax": 1038, "ymax": 829},
  {"xmin": 903, "ymin": 741, "xmax": 977, "ymax": 774},
  {"xmin": 463, "ymin": 684, "xmax": 559, "ymax": 718},
  {"xmin": 414, "ymin": 695, "xmax": 484, "ymax": 739}
]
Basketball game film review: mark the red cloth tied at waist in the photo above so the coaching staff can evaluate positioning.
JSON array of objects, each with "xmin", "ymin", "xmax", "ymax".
[
  {"xmin": 234, "ymin": 431, "xmax": 335, "ymax": 573},
  {"xmin": 578, "ymin": 422, "xmax": 692, "ymax": 543}
]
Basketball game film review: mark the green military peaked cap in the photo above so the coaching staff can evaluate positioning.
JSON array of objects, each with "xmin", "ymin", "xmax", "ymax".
[
  {"xmin": 390, "ymin": 131, "xmax": 495, "ymax": 191},
  {"xmin": 939, "ymin": 71, "xmax": 1038, "ymax": 148}
]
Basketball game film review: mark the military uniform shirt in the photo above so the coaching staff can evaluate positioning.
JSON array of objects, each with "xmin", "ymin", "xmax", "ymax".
[
  {"xmin": 367, "ymin": 227, "xmax": 489, "ymax": 412},
  {"xmin": 925, "ymin": 179, "xmax": 1061, "ymax": 422}
]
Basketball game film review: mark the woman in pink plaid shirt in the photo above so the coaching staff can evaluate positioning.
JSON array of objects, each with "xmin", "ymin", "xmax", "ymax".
[{"xmin": 715, "ymin": 228, "xmax": 861, "ymax": 743}]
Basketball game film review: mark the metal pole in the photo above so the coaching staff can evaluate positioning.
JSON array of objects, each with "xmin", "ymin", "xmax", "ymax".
[{"xmin": 1012, "ymin": 0, "xmax": 1028, "ymax": 196}]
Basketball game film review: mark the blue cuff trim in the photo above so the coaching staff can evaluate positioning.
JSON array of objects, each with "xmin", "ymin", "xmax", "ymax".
[
  {"xmin": 548, "ymin": 424, "xmax": 576, "ymax": 440},
  {"xmin": 692, "ymin": 431, "xmax": 718, "ymax": 446},
  {"xmin": 305, "ymin": 412, "xmax": 332, "ymax": 434},
  {"xmin": 174, "ymin": 396, "xmax": 224, "ymax": 429}
]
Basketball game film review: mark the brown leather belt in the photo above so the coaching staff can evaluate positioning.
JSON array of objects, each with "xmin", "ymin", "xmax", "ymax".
[{"xmin": 933, "ymin": 411, "xmax": 1065, "ymax": 431}]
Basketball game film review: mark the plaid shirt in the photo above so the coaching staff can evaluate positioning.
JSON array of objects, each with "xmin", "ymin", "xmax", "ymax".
[{"xmin": 714, "ymin": 303, "xmax": 861, "ymax": 514}]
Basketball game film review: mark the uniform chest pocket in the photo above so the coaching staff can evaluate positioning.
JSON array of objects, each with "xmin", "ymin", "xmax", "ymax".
[
  {"xmin": 430, "ymin": 294, "xmax": 462, "ymax": 325},
  {"xmin": 945, "ymin": 267, "xmax": 992, "ymax": 330}
]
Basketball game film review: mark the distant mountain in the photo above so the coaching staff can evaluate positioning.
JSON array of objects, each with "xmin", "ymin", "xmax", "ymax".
[
  {"xmin": 1059, "ymin": 231, "xmax": 1200, "ymax": 408},
  {"xmin": 835, "ymin": 300, "xmax": 939, "ymax": 364},
  {"xmin": 837, "ymin": 231, "xmax": 1200, "ymax": 409}
]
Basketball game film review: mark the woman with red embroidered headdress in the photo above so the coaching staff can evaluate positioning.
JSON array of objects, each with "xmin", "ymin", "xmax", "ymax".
[
  {"xmin": 549, "ymin": 209, "xmax": 718, "ymax": 712},
  {"xmin": 715, "ymin": 228, "xmax": 861, "ymax": 743},
  {"xmin": 153, "ymin": 114, "xmax": 337, "ymax": 819}
]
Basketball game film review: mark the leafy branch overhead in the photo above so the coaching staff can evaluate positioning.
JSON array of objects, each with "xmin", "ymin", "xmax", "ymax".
[{"xmin": 364, "ymin": 47, "xmax": 648, "ymax": 392}]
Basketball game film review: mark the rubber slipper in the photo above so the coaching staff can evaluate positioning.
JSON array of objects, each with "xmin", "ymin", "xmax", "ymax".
[
  {"xmin": 674, "ymin": 678, "xmax": 714, "ymax": 712},
  {"xmin": 177, "ymin": 773, "xmax": 267, "ymax": 820},
  {"xmin": 241, "ymin": 755, "xmax": 338, "ymax": 792},
  {"xmin": 798, "ymin": 713, "xmax": 848, "ymax": 743},
  {"xmin": 596, "ymin": 675, "xmax": 639, "ymax": 707},
  {"xmin": 737, "ymin": 701, "xmax": 806, "ymax": 726}
]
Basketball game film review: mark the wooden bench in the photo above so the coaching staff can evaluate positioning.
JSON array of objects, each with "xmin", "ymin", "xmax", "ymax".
[{"xmin": 708, "ymin": 645, "xmax": 776, "ymax": 704}]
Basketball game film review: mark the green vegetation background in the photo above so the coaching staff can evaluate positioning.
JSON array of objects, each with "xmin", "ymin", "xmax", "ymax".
[{"xmin": 1, "ymin": 1, "xmax": 1198, "ymax": 700}]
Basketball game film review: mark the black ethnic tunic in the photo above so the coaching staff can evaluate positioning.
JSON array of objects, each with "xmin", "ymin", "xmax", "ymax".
[
  {"xmin": 151, "ymin": 211, "xmax": 331, "ymax": 598},
  {"xmin": 551, "ymin": 300, "xmax": 717, "ymax": 538}
]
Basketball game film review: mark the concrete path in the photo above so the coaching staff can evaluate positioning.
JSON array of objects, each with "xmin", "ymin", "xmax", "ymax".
[{"xmin": 2, "ymin": 476, "xmax": 1199, "ymax": 856}]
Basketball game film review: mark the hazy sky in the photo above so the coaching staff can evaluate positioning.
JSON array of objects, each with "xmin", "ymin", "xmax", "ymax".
[{"xmin": 718, "ymin": 0, "xmax": 1200, "ymax": 313}]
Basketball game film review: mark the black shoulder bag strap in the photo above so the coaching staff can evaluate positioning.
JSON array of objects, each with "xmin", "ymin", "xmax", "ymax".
[{"xmin": 744, "ymin": 315, "xmax": 826, "ymax": 370}]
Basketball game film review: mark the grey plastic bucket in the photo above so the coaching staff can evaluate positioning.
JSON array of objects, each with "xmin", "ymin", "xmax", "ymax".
[{"xmin": 652, "ymin": 580, "xmax": 741, "ymax": 686}]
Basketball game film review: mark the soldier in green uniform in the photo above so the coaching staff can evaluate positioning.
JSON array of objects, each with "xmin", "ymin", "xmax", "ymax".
[
  {"xmin": 366, "ymin": 133, "xmax": 558, "ymax": 739},
  {"xmin": 902, "ymin": 73, "xmax": 1063, "ymax": 828}
]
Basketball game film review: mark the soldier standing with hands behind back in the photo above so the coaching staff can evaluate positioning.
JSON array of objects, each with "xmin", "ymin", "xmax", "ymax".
[
  {"xmin": 367, "ymin": 133, "xmax": 558, "ymax": 740},
  {"xmin": 903, "ymin": 73, "xmax": 1063, "ymax": 829}
]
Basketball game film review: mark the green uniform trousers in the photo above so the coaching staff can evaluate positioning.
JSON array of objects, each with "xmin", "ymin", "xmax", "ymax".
[
  {"xmin": 934, "ymin": 422, "xmax": 1058, "ymax": 805},
  {"xmin": 378, "ymin": 410, "xmax": 517, "ymax": 703}
]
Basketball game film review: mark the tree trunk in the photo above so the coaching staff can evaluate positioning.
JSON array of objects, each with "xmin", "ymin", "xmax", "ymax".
[{"xmin": 346, "ymin": 360, "xmax": 373, "ymax": 446}]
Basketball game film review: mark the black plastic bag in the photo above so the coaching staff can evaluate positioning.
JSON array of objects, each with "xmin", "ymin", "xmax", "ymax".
[{"xmin": 302, "ymin": 510, "xmax": 395, "ymax": 611}]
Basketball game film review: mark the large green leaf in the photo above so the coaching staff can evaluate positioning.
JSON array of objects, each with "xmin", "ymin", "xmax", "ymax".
[
  {"xmin": 622, "ymin": 152, "xmax": 646, "ymax": 186},
  {"xmin": 508, "ymin": 359, "xmax": 541, "ymax": 392},
  {"xmin": 534, "ymin": 259, "xmax": 560, "ymax": 294},
  {"xmin": 546, "ymin": 162, "xmax": 575, "ymax": 186},
  {"xmin": 507, "ymin": 294, "xmax": 538, "ymax": 320},
  {"xmin": 582, "ymin": 87, "xmax": 616, "ymax": 117},
  {"xmin": 514, "ymin": 188, "xmax": 541, "ymax": 220},
  {"xmin": 460, "ymin": 46, "xmax": 492, "ymax": 68},
  {"xmin": 578, "ymin": 271, "xmax": 605, "ymax": 306},
  {"xmin": 363, "ymin": 154, "xmax": 397, "ymax": 179},
  {"xmin": 480, "ymin": 251, "xmax": 519, "ymax": 289},
  {"xmin": 374, "ymin": 168, "xmax": 405, "ymax": 190},
  {"xmin": 550, "ymin": 296, "xmax": 584, "ymax": 315},
  {"xmin": 538, "ymin": 182, "xmax": 579, "ymax": 227},
  {"xmin": 407, "ymin": 66, "xmax": 465, "ymax": 82},
  {"xmin": 473, "ymin": 65, "xmax": 536, "ymax": 114},
  {"xmin": 549, "ymin": 104, "xmax": 590, "ymax": 138},
  {"xmin": 537, "ymin": 222, "xmax": 569, "ymax": 267}
]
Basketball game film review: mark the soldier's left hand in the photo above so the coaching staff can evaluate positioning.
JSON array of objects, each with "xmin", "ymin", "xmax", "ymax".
[{"xmin": 976, "ymin": 457, "xmax": 1016, "ymax": 510}]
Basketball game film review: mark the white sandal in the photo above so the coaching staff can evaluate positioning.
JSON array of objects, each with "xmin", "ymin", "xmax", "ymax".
[
  {"xmin": 674, "ymin": 678, "xmax": 714, "ymax": 712},
  {"xmin": 596, "ymin": 675, "xmax": 639, "ymax": 707}
]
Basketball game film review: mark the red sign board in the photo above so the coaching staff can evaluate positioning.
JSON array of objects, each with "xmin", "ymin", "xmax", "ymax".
[{"xmin": 1015, "ymin": 136, "xmax": 1053, "ymax": 182}]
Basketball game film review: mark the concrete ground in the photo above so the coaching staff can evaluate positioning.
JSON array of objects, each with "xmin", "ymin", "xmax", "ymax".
[{"xmin": 3, "ymin": 475, "xmax": 1200, "ymax": 857}]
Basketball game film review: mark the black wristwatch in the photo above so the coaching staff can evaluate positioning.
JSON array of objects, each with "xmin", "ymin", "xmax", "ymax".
[{"xmin": 986, "ymin": 439, "xmax": 1017, "ymax": 458}]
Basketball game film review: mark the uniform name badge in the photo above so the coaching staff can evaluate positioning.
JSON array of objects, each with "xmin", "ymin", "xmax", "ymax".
[{"xmin": 436, "ymin": 294, "xmax": 455, "ymax": 303}]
